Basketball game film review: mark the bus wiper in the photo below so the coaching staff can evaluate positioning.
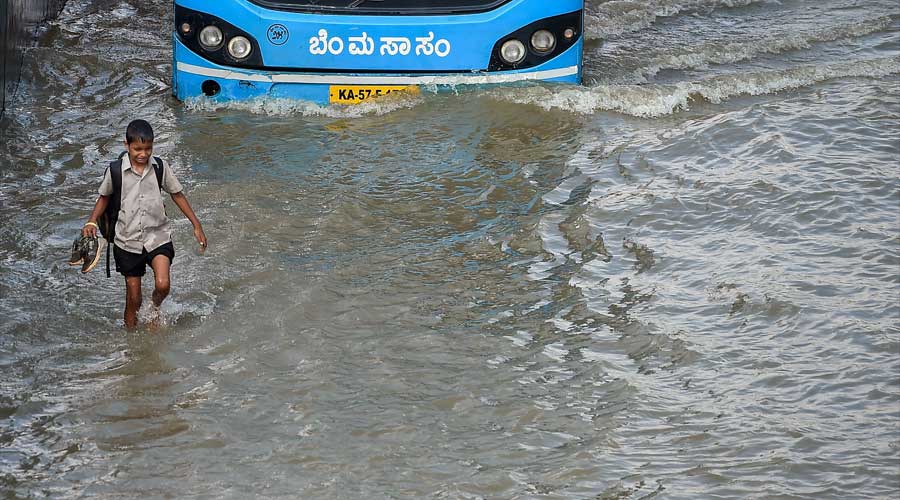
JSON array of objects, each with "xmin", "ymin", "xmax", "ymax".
[{"xmin": 349, "ymin": 0, "xmax": 385, "ymax": 8}]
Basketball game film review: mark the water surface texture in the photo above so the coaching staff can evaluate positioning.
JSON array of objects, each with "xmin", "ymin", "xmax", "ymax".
[{"xmin": 1, "ymin": 0, "xmax": 899, "ymax": 498}]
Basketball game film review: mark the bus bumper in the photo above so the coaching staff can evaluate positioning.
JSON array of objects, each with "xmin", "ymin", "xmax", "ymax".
[{"xmin": 172, "ymin": 36, "xmax": 582, "ymax": 104}]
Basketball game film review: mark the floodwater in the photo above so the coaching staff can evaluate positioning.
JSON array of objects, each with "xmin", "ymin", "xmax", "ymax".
[{"xmin": 1, "ymin": 0, "xmax": 898, "ymax": 498}]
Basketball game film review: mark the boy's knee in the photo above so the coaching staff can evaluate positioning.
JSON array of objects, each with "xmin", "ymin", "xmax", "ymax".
[{"xmin": 154, "ymin": 279, "xmax": 170, "ymax": 297}]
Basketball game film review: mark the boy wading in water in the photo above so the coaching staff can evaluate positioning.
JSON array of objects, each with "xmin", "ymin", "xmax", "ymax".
[{"xmin": 82, "ymin": 120, "xmax": 207, "ymax": 328}]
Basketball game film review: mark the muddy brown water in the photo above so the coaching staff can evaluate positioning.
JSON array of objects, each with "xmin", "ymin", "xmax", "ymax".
[{"xmin": 1, "ymin": 0, "xmax": 898, "ymax": 498}]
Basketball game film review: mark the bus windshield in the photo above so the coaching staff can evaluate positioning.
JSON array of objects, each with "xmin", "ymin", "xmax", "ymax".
[{"xmin": 247, "ymin": 0, "xmax": 514, "ymax": 15}]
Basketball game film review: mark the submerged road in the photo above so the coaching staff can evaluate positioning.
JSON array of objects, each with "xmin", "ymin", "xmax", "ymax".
[{"xmin": 1, "ymin": 0, "xmax": 898, "ymax": 498}]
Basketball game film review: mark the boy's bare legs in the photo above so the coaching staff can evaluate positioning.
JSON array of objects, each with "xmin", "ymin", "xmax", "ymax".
[
  {"xmin": 123, "ymin": 256, "xmax": 169, "ymax": 329},
  {"xmin": 124, "ymin": 277, "xmax": 142, "ymax": 329},
  {"xmin": 150, "ymin": 254, "xmax": 171, "ymax": 308}
]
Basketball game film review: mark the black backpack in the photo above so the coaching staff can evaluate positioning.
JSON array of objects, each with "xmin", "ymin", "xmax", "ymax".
[{"xmin": 99, "ymin": 152, "xmax": 164, "ymax": 277}]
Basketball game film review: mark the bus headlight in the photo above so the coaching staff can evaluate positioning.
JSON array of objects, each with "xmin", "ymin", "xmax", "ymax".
[
  {"xmin": 500, "ymin": 40, "xmax": 527, "ymax": 65},
  {"xmin": 531, "ymin": 30, "xmax": 556, "ymax": 53},
  {"xmin": 227, "ymin": 36, "xmax": 253, "ymax": 60},
  {"xmin": 199, "ymin": 25, "xmax": 223, "ymax": 50}
]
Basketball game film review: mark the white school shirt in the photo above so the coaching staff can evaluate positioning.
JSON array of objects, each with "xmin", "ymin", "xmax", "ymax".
[{"xmin": 98, "ymin": 155, "xmax": 184, "ymax": 253}]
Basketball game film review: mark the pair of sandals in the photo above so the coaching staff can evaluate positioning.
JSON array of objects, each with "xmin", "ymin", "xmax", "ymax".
[{"xmin": 69, "ymin": 234, "xmax": 105, "ymax": 273}]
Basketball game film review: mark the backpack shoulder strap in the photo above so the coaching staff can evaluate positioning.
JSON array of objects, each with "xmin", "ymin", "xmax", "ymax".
[
  {"xmin": 104, "ymin": 156, "xmax": 124, "ymax": 279},
  {"xmin": 109, "ymin": 157, "xmax": 123, "ymax": 198},
  {"xmin": 153, "ymin": 156, "xmax": 164, "ymax": 191}
]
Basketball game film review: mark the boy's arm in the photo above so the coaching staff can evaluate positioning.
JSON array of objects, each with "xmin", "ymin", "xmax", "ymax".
[
  {"xmin": 170, "ymin": 192, "xmax": 208, "ymax": 248},
  {"xmin": 83, "ymin": 195, "xmax": 109, "ymax": 237}
]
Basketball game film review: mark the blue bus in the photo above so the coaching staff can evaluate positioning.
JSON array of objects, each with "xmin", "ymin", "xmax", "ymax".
[{"xmin": 172, "ymin": 0, "xmax": 584, "ymax": 104}]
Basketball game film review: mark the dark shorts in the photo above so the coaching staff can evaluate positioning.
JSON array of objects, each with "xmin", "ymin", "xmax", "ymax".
[{"xmin": 114, "ymin": 242, "xmax": 175, "ymax": 278}]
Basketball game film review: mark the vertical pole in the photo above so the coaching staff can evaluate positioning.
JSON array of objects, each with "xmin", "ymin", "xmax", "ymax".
[{"xmin": 0, "ymin": 0, "xmax": 67, "ymax": 121}]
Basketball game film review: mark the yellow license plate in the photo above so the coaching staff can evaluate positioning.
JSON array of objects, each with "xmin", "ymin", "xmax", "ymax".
[{"xmin": 329, "ymin": 85, "xmax": 419, "ymax": 104}]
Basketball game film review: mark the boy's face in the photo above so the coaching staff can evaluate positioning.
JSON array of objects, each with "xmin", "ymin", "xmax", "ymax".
[{"xmin": 124, "ymin": 139, "xmax": 153, "ymax": 168}]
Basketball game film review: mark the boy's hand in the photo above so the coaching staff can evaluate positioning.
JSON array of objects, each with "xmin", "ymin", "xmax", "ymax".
[
  {"xmin": 194, "ymin": 226, "xmax": 208, "ymax": 252},
  {"xmin": 83, "ymin": 221, "xmax": 99, "ymax": 238}
]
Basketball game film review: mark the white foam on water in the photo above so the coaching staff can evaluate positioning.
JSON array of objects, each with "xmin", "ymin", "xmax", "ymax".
[
  {"xmin": 543, "ymin": 343, "xmax": 569, "ymax": 363},
  {"xmin": 110, "ymin": 2, "xmax": 137, "ymax": 19},
  {"xmin": 487, "ymin": 354, "xmax": 511, "ymax": 366},
  {"xmin": 183, "ymin": 51, "xmax": 899, "ymax": 120},
  {"xmin": 548, "ymin": 317, "xmax": 576, "ymax": 332},
  {"xmin": 135, "ymin": 294, "xmax": 215, "ymax": 329},
  {"xmin": 586, "ymin": 0, "xmax": 773, "ymax": 39},
  {"xmin": 495, "ymin": 56, "xmax": 900, "ymax": 117},
  {"xmin": 615, "ymin": 15, "xmax": 894, "ymax": 83},
  {"xmin": 184, "ymin": 93, "xmax": 425, "ymax": 118},
  {"xmin": 505, "ymin": 330, "xmax": 534, "ymax": 348}
]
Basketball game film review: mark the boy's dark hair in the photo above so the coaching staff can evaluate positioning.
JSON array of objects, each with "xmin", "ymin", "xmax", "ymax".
[{"xmin": 125, "ymin": 119, "xmax": 154, "ymax": 144}]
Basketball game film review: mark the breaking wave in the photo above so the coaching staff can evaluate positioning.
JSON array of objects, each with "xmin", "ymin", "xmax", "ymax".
[
  {"xmin": 611, "ymin": 15, "xmax": 895, "ymax": 83},
  {"xmin": 497, "ymin": 56, "xmax": 900, "ymax": 117},
  {"xmin": 183, "ymin": 93, "xmax": 424, "ymax": 117},
  {"xmin": 183, "ymin": 55, "xmax": 900, "ymax": 119}
]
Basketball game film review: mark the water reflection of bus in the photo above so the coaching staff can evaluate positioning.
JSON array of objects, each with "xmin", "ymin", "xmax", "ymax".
[{"xmin": 172, "ymin": 0, "xmax": 584, "ymax": 104}]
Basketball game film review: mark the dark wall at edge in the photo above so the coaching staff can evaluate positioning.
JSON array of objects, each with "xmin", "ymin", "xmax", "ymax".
[{"xmin": 1, "ymin": 0, "xmax": 67, "ymax": 119}]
